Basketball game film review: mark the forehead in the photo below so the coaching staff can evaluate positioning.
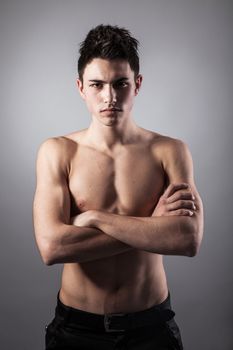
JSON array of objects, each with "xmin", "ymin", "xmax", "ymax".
[{"xmin": 83, "ymin": 58, "xmax": 134, "ymax": 81}]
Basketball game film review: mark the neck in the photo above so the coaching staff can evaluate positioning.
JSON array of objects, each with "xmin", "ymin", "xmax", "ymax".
[{"xmin": 86, "ymin": 115, "xmax": 139, "ymax": 151}]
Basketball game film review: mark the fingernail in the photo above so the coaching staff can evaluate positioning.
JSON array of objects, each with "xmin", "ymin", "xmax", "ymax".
[{"xmin": 189, "ymin": 211, "xmax": 193, "ymax": 216}]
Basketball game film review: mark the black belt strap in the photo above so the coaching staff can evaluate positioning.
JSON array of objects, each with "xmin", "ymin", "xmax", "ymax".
[{"xmin": 55, "ymin": 291, "xmax": 175, "ymax": 333}]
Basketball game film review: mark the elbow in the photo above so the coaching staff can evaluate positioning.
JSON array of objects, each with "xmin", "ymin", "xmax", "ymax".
[
  {"xmin": 185, "ymin": 227, "xmax": 203, "ymax": 257},
  {"xmin": 182, "ymin": 217, "xmax": 203, "ymax": 257},
  {"xmin": 43, "ymin": 253, "xmax": 55, "ymax": 266},
  {"xmin": 187, "ymin": 199, "xmax": 204, "ymax": 257},
  {"xmin": 39, "ymin": 240, "xmax": 58, "ymax": 266},
  {"xmin": 34, "ymin": 225, "xmax": 65, "ymax": 265},
  {"xmin": 186, "ymin": 239, "xmax": 200, "ymax": 257}
]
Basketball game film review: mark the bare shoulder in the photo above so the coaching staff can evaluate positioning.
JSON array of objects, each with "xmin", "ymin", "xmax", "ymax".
[
  {"xmin": 37, "ymin": 136, "xmax": 72, "ymax": 161},
  {"xmin": 36, "ymin": 132, "xmax": 84, "ymax": 177},
  {"xmin": 146, "ymin": 131, "xmax": 194, "ymax": 182},
  {"xmin": 148, "ymin": 131, "xmax": 191, "ymax": 162},
  {"xmin": 136, "ymin": 127, "xmax": 189, "ymax": 162},
  {"xmin": 37, "ymin": 129, "xmax": 87, "ymax": 158}
]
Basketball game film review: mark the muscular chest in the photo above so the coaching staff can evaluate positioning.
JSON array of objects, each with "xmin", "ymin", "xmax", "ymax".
[{"xmin": 68, "ymin": 145, "xmax": 164, "ymax": 216}]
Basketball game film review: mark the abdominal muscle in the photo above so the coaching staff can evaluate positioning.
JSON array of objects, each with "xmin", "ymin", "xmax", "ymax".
[{"xmin": 59, "ymin": 249, "xmax": 168, "ymax": 315}]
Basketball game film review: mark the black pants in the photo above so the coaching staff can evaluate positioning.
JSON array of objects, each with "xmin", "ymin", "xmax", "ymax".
[{"xmin": 45, "ymin": 291, "xmax": 183, "ymax": 349}]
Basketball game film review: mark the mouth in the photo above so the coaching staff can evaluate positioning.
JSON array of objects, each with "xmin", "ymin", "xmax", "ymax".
[{"xmin": 100, "ymin": 107, "xmax": 122, "ymax": 112}]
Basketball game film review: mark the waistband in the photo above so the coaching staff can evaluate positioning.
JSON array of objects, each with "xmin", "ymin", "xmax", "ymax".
[{"xmin": 55, "ymin": 291, "xmax": 175, "ymax": 333}]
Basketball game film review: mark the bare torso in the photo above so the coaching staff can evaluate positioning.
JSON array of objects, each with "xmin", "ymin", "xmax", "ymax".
[{"xmin": 59, "ymin": 127, "xmax": 169, "ymax": 314}]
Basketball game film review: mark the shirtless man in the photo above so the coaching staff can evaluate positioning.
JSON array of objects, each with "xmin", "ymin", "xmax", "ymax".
[{"xmin": 33, "ymin": 24, "xmax": 204, "ymax": 350}]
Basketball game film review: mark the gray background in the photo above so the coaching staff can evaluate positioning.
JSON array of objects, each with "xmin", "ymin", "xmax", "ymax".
[{"xmin": 1, "ymin": 0, "xmax": 232, "ymax": 349}]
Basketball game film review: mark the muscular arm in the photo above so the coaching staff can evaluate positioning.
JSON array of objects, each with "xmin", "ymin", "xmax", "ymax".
[
  {"xmin": 77, "ymin": 140, "xmax": 204, "ymax": 257},
  {"xmin": 33, "ymin": 138, "xmax": 134, "ymax": 265},
  {"xmin": 87, "ymin": 210, "xmax": 199, "ymax": 256}
]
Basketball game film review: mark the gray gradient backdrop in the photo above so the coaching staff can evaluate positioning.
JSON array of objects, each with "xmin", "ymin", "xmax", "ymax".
[{"xmin": 1, "ymin": 0, "xmax": 232, "ymax": 349}]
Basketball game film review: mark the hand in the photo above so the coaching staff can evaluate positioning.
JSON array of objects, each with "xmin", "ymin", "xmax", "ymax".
[
  {"xmin": 152, "ymin": 183, "xmax": 196, "ymax": 217},
  {"xmin": 70, "ymin": 210, "xmax": 97, "ymax": 227}
]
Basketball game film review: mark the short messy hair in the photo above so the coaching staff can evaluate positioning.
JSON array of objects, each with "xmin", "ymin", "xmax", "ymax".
[{"xmin": 78, "ymin": 24, "xmax": 140, "ymax": 82}]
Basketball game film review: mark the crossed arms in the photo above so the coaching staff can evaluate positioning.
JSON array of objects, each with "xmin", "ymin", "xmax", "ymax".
[{"xmin": 33, "ymin": 137, "xmax": 204, "ymax": 265}]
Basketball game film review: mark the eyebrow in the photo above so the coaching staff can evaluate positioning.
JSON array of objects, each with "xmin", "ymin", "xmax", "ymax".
[{"xmin": 88, "ymin": 77, "xmax": 129, "ymax": 83}]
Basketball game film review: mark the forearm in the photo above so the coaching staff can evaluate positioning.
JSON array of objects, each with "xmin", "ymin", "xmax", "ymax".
[
  {"xmin": 92, "ymin": 212, "xmax": 200, "ymax": 257},
  {"xmin": 45, "ymin": 224, "xmax": 135, "ymax": 265}
]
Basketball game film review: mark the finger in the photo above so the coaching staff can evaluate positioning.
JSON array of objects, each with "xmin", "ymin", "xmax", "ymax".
[
  {"xmin": 167, "ymin": 190, "xmax": 195, "ymax": 204},
  {"xmin": 168, "ymin": 200, "xmax": 196, "ymax": 211},
  {"xmin": 162, "ymin": 183, "xmax": 190, "ymax": 199},
  {"xmin": 168, "ymin": 209, "xmax": 194, "ymax": 216}
]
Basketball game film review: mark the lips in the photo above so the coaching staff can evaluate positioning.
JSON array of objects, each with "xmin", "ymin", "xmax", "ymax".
[{"xmin": 101, "ymin": 107, "xmax": 121, "ymax": 112}]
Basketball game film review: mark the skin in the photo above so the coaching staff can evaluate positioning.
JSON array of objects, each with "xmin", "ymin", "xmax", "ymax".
[{"xmin": 33, "ymin": 58, "xmax": 204, "ymax": 314}]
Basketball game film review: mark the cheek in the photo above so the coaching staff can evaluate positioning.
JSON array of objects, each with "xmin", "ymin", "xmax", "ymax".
[
  {"xmin": 116, "ymin": 90, "xmax": 128, "ymax": 102},
  {"xmin": 122, "ymin": 90, "xmax": 134, "ymax": 104},
  {"xmin": 86, "ymin": 93, "xmax": 99, "ymax": 107}
]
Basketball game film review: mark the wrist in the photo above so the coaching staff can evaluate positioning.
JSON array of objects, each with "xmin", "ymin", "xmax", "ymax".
[
  {"xmin": 89, "ymin": 209, "xmax": 102, "ymax": 227},
  {"xmin": 91, "ymin": 210, "xmax": 112, "ymax": 230}
]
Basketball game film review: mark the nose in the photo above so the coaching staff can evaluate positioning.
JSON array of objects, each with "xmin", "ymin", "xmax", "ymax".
[{"xmin": 103, "ymin": 84, "xmax": 117, "ymax": 104}]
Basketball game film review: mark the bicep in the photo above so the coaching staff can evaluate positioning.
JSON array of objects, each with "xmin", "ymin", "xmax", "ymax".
[
  {"xmin": 164, "ymin": 140, "xmax": 204, "ymax": 228},
  {"xmin": 33, "ymin": 139, "xmax": 71, "ymax": 245}
]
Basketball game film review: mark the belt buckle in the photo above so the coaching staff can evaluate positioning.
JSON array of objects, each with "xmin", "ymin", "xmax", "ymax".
[{"xmin": 104, "ymin": 313, "xmax": 126, "ymax": 333}]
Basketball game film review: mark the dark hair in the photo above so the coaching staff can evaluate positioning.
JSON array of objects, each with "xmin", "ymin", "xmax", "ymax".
[{"xmin": 78, "ymin": 24, "xmax": 140, "ymax": 82}]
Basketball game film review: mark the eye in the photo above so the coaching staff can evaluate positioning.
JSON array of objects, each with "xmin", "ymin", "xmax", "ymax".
[
  {"xmin": 90, "ymin": 83, "xmax": 102, "ymax": 88},
  {"xmin": 115, "ymin": 81, "xmax": 128, "ymax": 88}
]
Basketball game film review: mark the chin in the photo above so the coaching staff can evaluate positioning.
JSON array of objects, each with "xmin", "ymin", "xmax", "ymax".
[
  {"xmin": 102, "ymin": 118, "xmax": 119, "ymax": 126},
  {"xmin": 98, "ymin": 115, "xmax": 121, "ymax": 126}
]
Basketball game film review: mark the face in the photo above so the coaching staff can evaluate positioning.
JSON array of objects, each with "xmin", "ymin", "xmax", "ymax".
[{"xmin": 77, "ymin": 58, "xmax": 142, "ymax": 126}]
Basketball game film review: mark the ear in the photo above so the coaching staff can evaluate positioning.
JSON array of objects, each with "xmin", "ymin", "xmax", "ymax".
[
  {"xmin": 134, "ymin": 74, "xmax": 143, "ymax": 96},
  {"xmin": 76, "ymin": 78, "xmax": 86, "ymax": 100}
]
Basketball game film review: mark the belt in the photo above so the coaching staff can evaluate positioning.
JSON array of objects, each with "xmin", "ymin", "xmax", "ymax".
[{"xmin": 55, "ymin": 292, "xmax": 175, "ymax": 333}]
